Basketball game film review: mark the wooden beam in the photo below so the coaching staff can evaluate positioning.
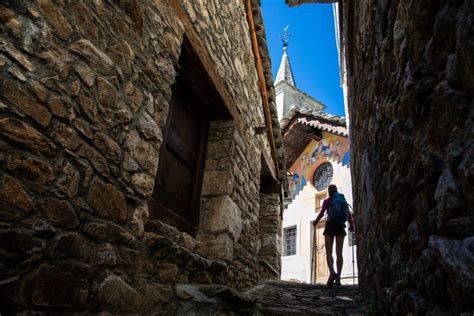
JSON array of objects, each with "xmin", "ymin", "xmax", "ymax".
[
  {"xmin": 169, "ymin": 0, "xmax": 243, "ymax": 132},
  {"xmin": 259, "ymin": 259, "xmax": 280, "ymax": 276},
  {"xmin": 260, "ymin": 182, "xmax": 281, "ymax": 194},
  {"xmin": 261, "ymin": 148, "xmax": 278, "ymax": 184},
  {"xmin": 244, "ymin": 0, "xmax": 280, "ymax": 179}
]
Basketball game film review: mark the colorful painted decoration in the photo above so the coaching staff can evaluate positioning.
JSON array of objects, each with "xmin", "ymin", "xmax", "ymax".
[{"xmin": 288, "ymin": 132, "xmax": 350, "ymax": 198}]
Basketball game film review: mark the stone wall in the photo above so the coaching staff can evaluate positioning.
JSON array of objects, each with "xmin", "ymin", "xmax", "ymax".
[
  {"xmin": 198, "ymin": 120, "xmax": 264, "ymax": 287},
  {"xmin": 258, "ymin": 193, "xmax": 282, "ymax": 280},
  {"xmin": 0, "ymin": 0, "xmax": 284, "ymax": 313},
  {"xmin": 344, "ymin": 0, "xmax": 474, "ymax": 314}
]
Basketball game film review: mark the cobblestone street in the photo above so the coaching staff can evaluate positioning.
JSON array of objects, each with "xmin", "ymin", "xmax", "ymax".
[{"xmin": 175, "ymin": 281, "xmax": 365, "ymax": 315}]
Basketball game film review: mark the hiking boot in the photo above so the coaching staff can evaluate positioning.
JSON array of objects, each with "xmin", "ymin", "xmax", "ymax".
[
  {"xmin": 326, "ymin": 273, "xmax": 337, "ymax": 288},
  {"xmin": 334, "ymin": 278, "xmax": 341, "ymax": 286}
]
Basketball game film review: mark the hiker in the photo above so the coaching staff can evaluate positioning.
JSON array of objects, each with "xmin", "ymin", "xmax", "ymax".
[{"xmin": 313, "ymin": 184, "xmax": 354, "ymax": 287}]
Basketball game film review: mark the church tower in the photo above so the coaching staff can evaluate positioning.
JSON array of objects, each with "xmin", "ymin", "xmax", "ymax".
[
  {"xmin": 275, "ymin": 45, "xmax": 297, "ymax": 119},
  {"xmin": 275, "ymin": 29, "xmax": 325, "ymax": 120}
]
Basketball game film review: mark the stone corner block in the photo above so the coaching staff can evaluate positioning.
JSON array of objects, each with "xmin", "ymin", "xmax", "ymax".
[
  {"xmin": 201, "ymin": 170, "xmax": 235, "ymax": 196},
  {"xmin": 200, "ymin": 195, "xmax": 242, "ymax": 241},
  {"xmin": 197, "ymin": 233, "xmax": 234, "ymax": 261}
]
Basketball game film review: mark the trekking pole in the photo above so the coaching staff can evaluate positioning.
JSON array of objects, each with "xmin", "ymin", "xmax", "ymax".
[
  {"xmin": 310, "ymin": 224, "xmax": 315, "ymax": 284},
  {"xmin": 348, "ymin": 206, "xmax": 355, "ymax": 285},
  {"xmin": 352, "ymin": 237, "xmax": 355, "ymax": 285}
]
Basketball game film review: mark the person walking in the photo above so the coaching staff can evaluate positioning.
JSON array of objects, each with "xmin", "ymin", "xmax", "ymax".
[{"xmin": 313, "ymin": 184, "xmax": 354, "ymax": 287}]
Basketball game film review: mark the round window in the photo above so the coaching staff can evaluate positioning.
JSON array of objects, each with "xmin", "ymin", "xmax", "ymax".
[{"xmin": 312, "ymin": 162, "xmax": 333, "ymax": 192}]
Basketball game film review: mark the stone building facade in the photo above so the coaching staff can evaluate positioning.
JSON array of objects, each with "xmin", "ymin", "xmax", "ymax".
[
  {"xmin": 0, "ymin": 0, "xmax": 287, "ymax": 313},
  {"xmin": 289, "ymin": 0, "xmax": 474, "ymax": 314}
]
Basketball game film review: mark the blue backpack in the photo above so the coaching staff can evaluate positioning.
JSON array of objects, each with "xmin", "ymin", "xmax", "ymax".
[{"xmin": 327, "ymin": 193, "xmax": 349, "ymax": 224}]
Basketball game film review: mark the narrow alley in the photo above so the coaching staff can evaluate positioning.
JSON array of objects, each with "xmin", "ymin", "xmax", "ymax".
[{"xmin": 0, "ymin": 0, "xmax": 472, "ymax": 315}]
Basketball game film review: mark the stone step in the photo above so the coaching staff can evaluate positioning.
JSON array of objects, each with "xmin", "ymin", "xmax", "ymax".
[
  {"xmin": 247, "ymin": 281, "xmax": 365, "ymax": 315},
  {"xmin": 144, "ymin": 220, "xmax": 228, "ymax": 272},
  {"xmin": 173, "ymin": 281, "xmax": 366, "ymax": 315}
]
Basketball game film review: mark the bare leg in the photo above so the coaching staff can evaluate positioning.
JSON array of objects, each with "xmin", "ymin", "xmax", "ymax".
[
  {"xmin": 324, "ymin": 235, "xmax": 335, "ymax": 275},
  {"xmin": 335, "ymin": 235, "xmax": 345, "ymax": 282}
]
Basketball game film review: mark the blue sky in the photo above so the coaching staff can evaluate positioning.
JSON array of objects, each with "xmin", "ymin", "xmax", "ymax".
[{"xmin": 261, "ymin": 1, "xmax": 345, "ymax": 116}]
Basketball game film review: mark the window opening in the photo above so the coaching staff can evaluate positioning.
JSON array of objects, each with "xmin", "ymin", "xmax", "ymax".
[
  {"xmin": 283, "ymin": 226, "xmax": 297, "ymax": 256},
  {"xmin": 312, "ymin": 162, "xmax": 333, "ymax": 192},
  {"xmin": 315, "ymin": 192, "xmax": 328, "ymax": 214}
]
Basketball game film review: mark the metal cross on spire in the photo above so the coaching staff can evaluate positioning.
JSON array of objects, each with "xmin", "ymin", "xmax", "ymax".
[{"xmin": 281, "ymin": 25, "xmax": 290, "ymax": 50}]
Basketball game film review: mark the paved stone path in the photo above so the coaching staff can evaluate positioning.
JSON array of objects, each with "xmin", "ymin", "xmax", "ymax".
[
  {"xmin": 248, "ymin": 281, "xmax": 365, "ymax": 315},
  {"xmin": 174, "ymin": 281, "xmax": 366, "ymax": 315}
]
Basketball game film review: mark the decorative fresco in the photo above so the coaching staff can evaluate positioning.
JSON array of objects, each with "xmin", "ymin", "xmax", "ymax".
[{"xmin": 288, "ymin": 132, "xmax": 350, "ymax": 199}]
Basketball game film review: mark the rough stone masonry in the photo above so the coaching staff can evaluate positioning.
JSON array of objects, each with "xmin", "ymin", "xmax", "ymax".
[
  {"xmin": 0, "ymin": 0, "xmax": 287, "ymax": 313},
  {"xmin": 341, "ymin": 0, "xmax": 474, "ymax": 314}
]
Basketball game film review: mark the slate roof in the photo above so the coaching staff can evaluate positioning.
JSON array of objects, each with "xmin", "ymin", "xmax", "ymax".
[
  {"xmin": 281, "ymin": 105, "xmax": 348, "ymax": 137},
  {"xmin": 275, "ymin": 48, "xmax": 296, "ymax": 87},
  {"xmin": 280, "ymin": 106, "xmax": 348, "ymax": 169}
]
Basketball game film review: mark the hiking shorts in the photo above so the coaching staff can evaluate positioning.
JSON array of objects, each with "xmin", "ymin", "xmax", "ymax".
[{"xmin": 323, "ymin": 222, "xmax": 347, "ymax": 236}]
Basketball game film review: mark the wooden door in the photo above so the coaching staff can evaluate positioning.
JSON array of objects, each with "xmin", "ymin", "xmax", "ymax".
[
  {"xmin": 312, "ymin": 191, "xmax": 328, "ymax": 283},
  {"xmin": 151, "ymin": 76, "xmax": 210, "ymax": 235},
  {"xmin": 315, "ymin": 221, "xmax": 329, "ymax": 281},
  {"xmin": 148, "ymin": 37, "xmax": 231, "ymax": 236}
]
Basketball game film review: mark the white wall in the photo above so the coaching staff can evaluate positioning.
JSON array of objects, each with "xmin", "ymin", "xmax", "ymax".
[{"xmin": 276, "ymin": 91, "xmax": 285, "ymax": 120}]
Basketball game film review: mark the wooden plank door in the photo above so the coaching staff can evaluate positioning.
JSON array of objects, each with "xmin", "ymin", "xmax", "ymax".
[
  {"xmin": 312, "ymin": 191, "xmax": 328, "ymax": 282},
  {"xmin": 315, "ymin": 221, "xmax": 329, "ymax": 281},
  {"xmin": 151, "ymin": 76, "xmax": 209, "ymax": 235}
]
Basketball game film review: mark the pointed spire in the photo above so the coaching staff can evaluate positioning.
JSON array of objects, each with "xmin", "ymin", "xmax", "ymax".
[{"xmin": 275, "ymin": 26, "xmax": 296, "ymax": 87}]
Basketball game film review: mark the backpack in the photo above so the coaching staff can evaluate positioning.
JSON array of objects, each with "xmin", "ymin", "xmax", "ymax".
[{"xmin": 327, "ymin": 193, "xmax": 349, "ymax": 224}]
